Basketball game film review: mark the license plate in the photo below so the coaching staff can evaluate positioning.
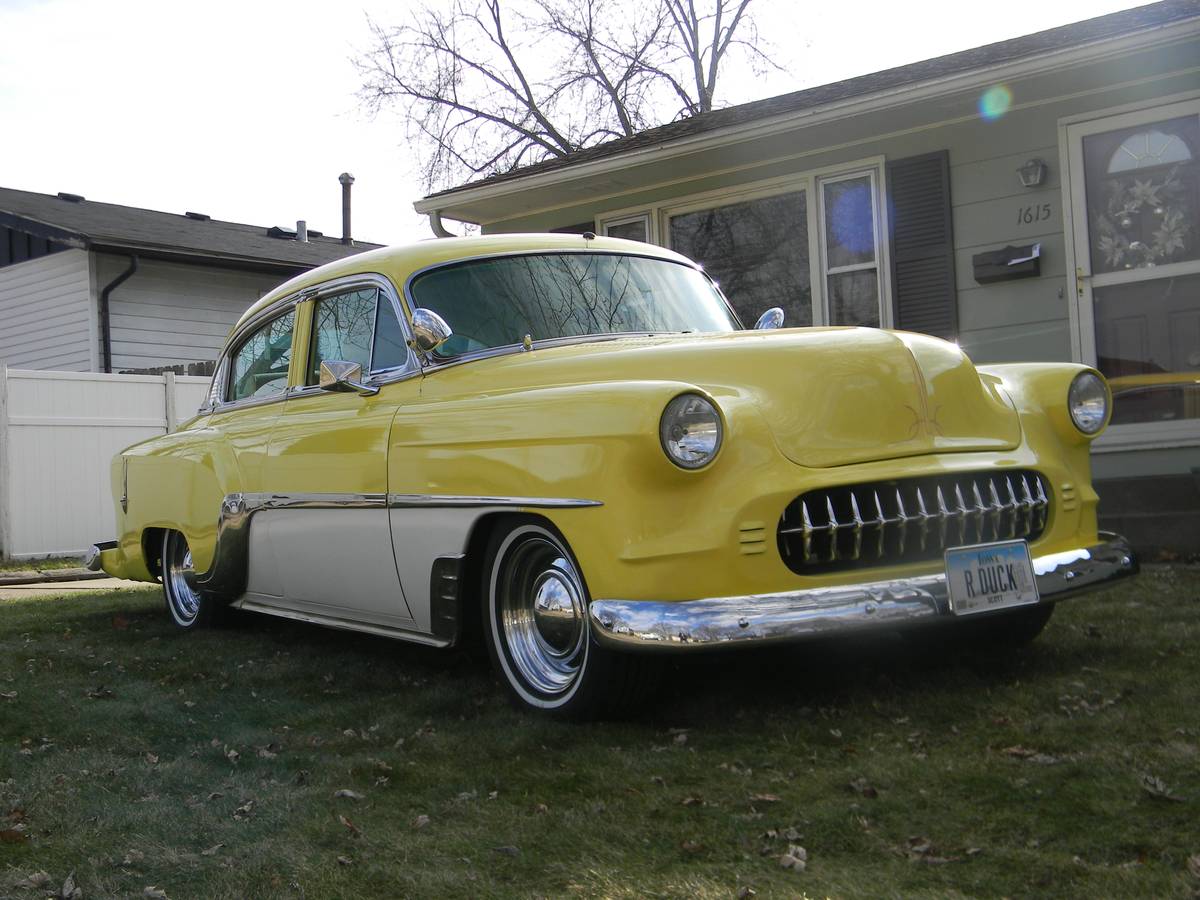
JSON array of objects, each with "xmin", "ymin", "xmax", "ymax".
[{"xmin": 945, "ymin": 540, "xmax": 1039, "ymax": 616}]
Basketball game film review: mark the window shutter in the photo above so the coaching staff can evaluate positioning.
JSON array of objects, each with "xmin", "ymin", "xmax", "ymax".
[{"xmin": 886, "ymin": 151, "xmax": 957, "ymax": 339}]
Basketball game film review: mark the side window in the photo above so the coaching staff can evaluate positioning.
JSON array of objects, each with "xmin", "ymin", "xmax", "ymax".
[
  {"xmin": 372, "ymin": 294, "xmax": 410, "ymax": 372},
  {"xmin": 227, "ymin": 310, "xmax": 296, "ymax": 402},
  {"xmin": 307, "ymin": 288, "xmax": 377, "ymax": 384}
]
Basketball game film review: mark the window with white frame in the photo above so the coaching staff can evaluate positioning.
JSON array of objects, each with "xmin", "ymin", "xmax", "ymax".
[
  {"xmin": 647, "ymin": 162, "xmax": 888, "ymax": 330},
  {"xmin": 817, "ymin": 170, "xmax": 884, "ymax": 328},
  {"xmin": 667, "ymin": 191, "xmax": 811, "ymax": 327},
  {"xmin": 600, "ymin": 213, "xmax": 651, "ymax": 243}
]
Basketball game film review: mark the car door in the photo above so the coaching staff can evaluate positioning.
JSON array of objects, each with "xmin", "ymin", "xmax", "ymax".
[{"xmin": 248, "ymin": 275, "xmax": 421, "ymax": 630}]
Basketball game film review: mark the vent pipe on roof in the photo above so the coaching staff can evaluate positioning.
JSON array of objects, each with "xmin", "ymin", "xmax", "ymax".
[
  {"xmin": 338, "ymin": 173, "xmax": 354, "ymax": 245},
  {"xmin": 296, "ymin": 220, "xmax": 308, "ymax": 243}
]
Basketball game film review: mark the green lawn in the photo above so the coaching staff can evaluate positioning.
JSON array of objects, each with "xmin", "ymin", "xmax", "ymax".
[
  {"xmin": 0, "ymin": 557, "xmax": 83, "ymax": 573},
  {"xmin": 1, "ymin": 568, "xmax": 1198, "ymax": 898}
]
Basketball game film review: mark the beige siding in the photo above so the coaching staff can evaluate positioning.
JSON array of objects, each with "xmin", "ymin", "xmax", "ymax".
[
  {"xmin": 485, "ymin": 34, "xmax": 1200, "ymax": 371},
  {"xmin": 0, "ymin": 249, "xmax": 93, "ymax": 371},
  {"xmin": 95, "ymin": 254, "xmax": 286, "ymax": 372}
]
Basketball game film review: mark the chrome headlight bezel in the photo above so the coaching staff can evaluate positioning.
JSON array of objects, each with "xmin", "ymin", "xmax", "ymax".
[
  {"xmin": 659, "ymin": 393, "xmax": 724, "ymax": 470},
  {"xmin": 1068, "ymin": 370, "xmax": 1110, "ymax": 435}
]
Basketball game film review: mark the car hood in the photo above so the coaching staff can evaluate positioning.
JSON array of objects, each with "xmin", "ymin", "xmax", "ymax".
[{"xmin": 426, "ymin": 328, "xmax": 1022, "ymax": 468}]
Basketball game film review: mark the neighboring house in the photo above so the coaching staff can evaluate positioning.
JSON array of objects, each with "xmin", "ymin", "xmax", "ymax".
[
  {"xmin": 0, "ymin": 184, "xmax": 380, "ymax": 373},
  {"xmin": 414, "ymin": 0, "xmax": 1200, "ymax": 553}
]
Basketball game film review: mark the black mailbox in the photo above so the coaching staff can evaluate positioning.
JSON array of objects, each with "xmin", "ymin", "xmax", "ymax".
[{"xmin": 972, "ymin": 242, "xmax": 1041, "ymax": 284}]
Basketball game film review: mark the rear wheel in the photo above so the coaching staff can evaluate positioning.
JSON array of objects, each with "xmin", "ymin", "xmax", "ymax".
[
  {"xmin": 161, "ymin": 530, "xmax": 228, "ymax": 629},
  {"xmin": 483, "ymin": 517, "xmax": 654, "ymax": 717}
]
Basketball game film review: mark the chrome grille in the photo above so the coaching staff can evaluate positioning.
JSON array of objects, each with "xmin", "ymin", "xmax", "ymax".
[{"xmin": 777, "ymin": 470, "xmax": 1050, "ymax": 574}]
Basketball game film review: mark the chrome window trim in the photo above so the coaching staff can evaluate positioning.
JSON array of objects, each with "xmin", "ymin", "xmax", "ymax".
[
  {"xmin": 205, "ymin": 272, "xmax": 418, "ymax": 414},
  {"xmin": 402, "ymin": 249, "xmax": 741, "ymax": 374},
  {"xmin": 218, "ymin": 306, "xmax": 300, "ymax": 411}
]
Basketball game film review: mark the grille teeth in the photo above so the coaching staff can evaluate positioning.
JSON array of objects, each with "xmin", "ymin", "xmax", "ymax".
[{"xmin": 777, "ymin": 471, "xmax": 1050, "ymax": 575}]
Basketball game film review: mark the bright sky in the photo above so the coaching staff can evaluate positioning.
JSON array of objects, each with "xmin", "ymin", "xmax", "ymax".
[{"xmin": 0, "ymin": 0, "xmax": 1143, "ymax": 246}]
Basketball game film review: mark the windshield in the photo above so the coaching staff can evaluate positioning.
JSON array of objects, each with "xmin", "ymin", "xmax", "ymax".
[{"xmin": 409, "ymin": 252, "xmax": 740, "ymax": 356}]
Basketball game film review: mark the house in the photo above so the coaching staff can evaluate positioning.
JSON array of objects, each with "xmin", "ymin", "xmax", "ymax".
[
  {"xmin": 0, "ymin": 178, "xmax": 380, "ymax": 374},
  {"xmin": 413, "ymin": 0, "xmax": 1200, "ymax": 554}
]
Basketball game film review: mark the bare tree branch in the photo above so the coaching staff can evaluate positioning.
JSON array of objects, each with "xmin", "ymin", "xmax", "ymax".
[{"xmin": 355, "ymin": 0, "xmax": 773, "ymax": 192}]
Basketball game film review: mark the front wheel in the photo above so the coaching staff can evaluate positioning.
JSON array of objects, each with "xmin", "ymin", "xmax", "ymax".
[
  {"xmin": 161, "ymin": 530, "xmax": 229, "ymax": 630},
  {"xmin": 482, "ymin": 517, "xmax": 654, "ymax": 717}
]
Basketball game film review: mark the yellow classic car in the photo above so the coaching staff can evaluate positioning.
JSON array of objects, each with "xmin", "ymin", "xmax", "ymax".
[{"xmin": 88, "ymin": 233, "xmax": 1137, "ymax": 716}]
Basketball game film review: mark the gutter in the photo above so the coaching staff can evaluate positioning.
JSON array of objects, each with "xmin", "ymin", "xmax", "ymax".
[{"xmin": 98, "ymin": 254, "xmax": 138, "ymax": 373}]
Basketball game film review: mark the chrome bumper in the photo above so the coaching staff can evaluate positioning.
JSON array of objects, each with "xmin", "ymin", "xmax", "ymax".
[
  {"xmin": 588, "ymin": 534, "xmax": 1137, "ymax": 652},
  {"xmin": 85, "ymin": 540, "xmax": 118, "ymax": 572}
]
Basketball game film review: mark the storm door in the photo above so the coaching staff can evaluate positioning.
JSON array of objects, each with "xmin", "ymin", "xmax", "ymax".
[{"xmin": 1066, "ymin": 99, "xmax": 1200, "ymax": 444}]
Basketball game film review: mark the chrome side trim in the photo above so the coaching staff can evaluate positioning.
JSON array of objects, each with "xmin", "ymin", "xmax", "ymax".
[
  {"xmin": 194, "ymin": 491, "xmax": 601, "ymax": 599},
  {"xmin": 387, "ymin": 494, "xmax": 602, "ymax": 508},
  {"xmin": 589, "ymin": 534, "xmax": 1137, "ymax": 652},
  {"xmin": 235, "ymin": 596, "xmax": 451, "ymax": 648}
]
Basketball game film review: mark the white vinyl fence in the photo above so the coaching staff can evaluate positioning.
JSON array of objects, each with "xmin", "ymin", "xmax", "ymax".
[{"xmin": 0, "ymin": 367, "xmax": 210, "ymax": 559}]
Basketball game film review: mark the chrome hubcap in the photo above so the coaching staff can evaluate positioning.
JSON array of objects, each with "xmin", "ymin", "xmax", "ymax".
[
  {"xmin": 498, "ymin": 535, "xmax": 587, "ymax": 696},
  {"xmin": 166, "ymin": 535, "xmax": 202, "ymax": 623}
]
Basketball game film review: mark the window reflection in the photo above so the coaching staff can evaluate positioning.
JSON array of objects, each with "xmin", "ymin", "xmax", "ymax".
[
  {"xmin": 669, "ymin": 192, "xmax": 811, "ymax": 327},
  {"xmin": 228, "ymin": 311, "xmax": 295, "ymax": 402},
  {"xmin": 411, "ymin": 253, "xmax": 738, "ymax": 355},
  {"xmin": 307, "ymin": 288, "xmax": 376, "ymax": 384}
]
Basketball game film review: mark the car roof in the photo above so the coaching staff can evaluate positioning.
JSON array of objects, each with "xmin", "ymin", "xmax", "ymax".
[{"xmin": 235, "ymin": 232, "xmax": 697, "ymax": 330}]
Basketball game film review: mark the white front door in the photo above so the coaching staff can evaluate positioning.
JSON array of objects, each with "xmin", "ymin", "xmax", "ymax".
[{"xmin": 1065, "ymin": 97, "xmax": 1200, "ymax": 448}]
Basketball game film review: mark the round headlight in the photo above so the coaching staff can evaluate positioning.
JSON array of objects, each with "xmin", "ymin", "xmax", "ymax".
[
  {"xmin": 1068, "ymin": 371, "xmax": 1109, "ymax": 435},
  {"xmin": 660, "ymin": 393, "xmax": 723, "ymax": 469}
]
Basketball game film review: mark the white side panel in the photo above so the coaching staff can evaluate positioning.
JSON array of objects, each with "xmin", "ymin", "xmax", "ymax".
[
  {"xmin": 1, "ymin": 369, "xmax": 210, "ymax": 557},
  {"xmin": 0, "ymin": 250, "xmax": 92, "ymax": 371},
  {"xmin": 257, "ymin": 509, "xmax": 414, "ymax": 626},
  {"xmin": 94, "ymin": 254, "xmax": 286, "ymax": 372},
  {"xmin": 389, "ymin": 506, "xmax": 500, "ymax": 634}
]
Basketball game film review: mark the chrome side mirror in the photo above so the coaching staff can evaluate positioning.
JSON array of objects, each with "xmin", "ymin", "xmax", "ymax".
[
  {"xmin": 753, "ymin": 307, "xmax": 785, "ymax": 330},
  {"xmin": 409, "ymin": 307, "xmax": 453, "ymax": 354},
  {"xmin": 318, "ymin": 360, "xmax": 379, "ymax": 396}
]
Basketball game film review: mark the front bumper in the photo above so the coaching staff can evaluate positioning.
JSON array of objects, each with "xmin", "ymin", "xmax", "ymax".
[{"xmin": 588, "ymin": 533, "xmax": 1137, "ymax": 651}]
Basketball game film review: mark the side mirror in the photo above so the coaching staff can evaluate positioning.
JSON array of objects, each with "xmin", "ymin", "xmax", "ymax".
[
  {"xmin": 753, "ymin": 307, "xmax": 785, "ymax": 330},
  {"xmin": 409, "ymin": 308, "xmax": 453, "ymax": 354},
  {"xmin": 318, "ymin": 360, "xmax": 379, "ymax": 396}
]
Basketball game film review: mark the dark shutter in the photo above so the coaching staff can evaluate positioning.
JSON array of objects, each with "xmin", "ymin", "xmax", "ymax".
[{"xmin": 886, "ymin": 151, "xmax": 957, "ymax": 339}]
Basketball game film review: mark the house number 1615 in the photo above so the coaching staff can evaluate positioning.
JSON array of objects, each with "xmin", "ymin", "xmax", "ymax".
[{"xmin": 1017, "ymin": 203, "xmax": 1052, "ymax": 225}]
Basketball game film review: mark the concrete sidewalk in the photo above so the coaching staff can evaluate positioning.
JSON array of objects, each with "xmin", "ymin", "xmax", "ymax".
[{"xmin": 0, "ymin": 577, "xmax": 146, "ymax": 600}]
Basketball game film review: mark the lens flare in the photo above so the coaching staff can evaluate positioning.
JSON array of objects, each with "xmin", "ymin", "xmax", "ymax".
[{"xmin": 978, "ymin": 84, "xmax": 1012, "ymax": 121}]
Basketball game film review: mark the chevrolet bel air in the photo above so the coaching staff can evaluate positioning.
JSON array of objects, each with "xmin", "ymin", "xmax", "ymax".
[{"xmin": 89, "ymin": 233, "xmax": 1138, "ymax": 716}]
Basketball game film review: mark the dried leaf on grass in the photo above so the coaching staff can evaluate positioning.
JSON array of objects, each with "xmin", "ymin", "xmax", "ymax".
[
  {"xmin": 16, "ymin": 871, "xmax": 52, "ymax": 889},
  {"xmin": 336, "ymin": 855, "xmax": 353, "ymax": 867},
  {"xmin": 491, "ymin": 845, "xmax": 520, "ymax": 857},
  {"xmin": 749, "ymin": 793, "xmax": 780, "ymax": 804},
  {"xmin": 1140, "ymin": 774, "xmax": 1185, "ymax": 802},
  {"xmin": 1187, "ymin": 854, "xmax": 1200, "ymax": 879},
  {"xmin": 200, "ymin": 844, "xmax": 223, "ymax": 857},
  {"xmin": 338, "ymin": 814, "xmax": 361, "ymax": 837},
  {"xmin": 848, "ymin": 777, "xmax": 879, "ymax": 799},
  {"xmin": 334, "ymin": 790, "xmax": 364, "ymax": 801},
  {"xmin": 1000, "ymin": 745, "xmax": 1061, "ymax": 765},
  {"xmin": 904, "ymin": 836, "xmax": 960, "ymax": 865},
  {"xmin": 0, "ymin": 824, "xmax": 28, "ymax": 843},
  {"xmin": 780, "ymin": 844, "xmax": 807, "ymax": 872},
  {"xmin": 86, "ymin": 686, "xmax": 115, "ymax": 700},
  {"xmin": 143, "ymin": 887, "xmax": 169, "ymax": 899},
  {"xmin": 412, "ymin": 814, "xmax": 430, "ymax": 829},
  {"xmin": 57, "ymin": 872, "xmax": 82, "ymax": 899},
  {"xmin": 0, "ymin": 691, "xmax": 17, "ymax": 700}
]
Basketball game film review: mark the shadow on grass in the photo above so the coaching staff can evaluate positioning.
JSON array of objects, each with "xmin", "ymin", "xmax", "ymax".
[{"xmin": 83, "ymin": 590, "xmax": 1129, "ymax": 729}]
